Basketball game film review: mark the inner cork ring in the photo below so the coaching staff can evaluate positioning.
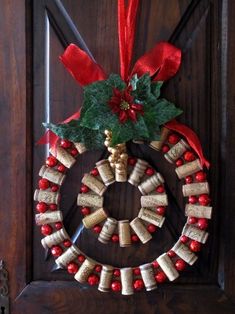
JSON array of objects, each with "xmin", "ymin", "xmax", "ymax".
[{"xmin": 77, "ymin": 157, "xmax": 168, "ymax": 248}]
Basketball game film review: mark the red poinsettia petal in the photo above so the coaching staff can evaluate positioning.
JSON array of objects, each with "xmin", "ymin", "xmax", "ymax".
[
  {"xmin": 113, "ymin": 88, "xmax": 122, "ymax": 98},
  {"xmin": 130, "ymin": 103, "xmax": 144, "ymax": 112},
  {"xmin": 110, "ymin": 96, "xmax": 122, "ymax": 105},
  {"xmin": 119, "ymin": 110, "xmax": 128, "ymax": 123},
  {"xmin": 123, "ymin": 89, "xmax": 133, "ymax": 103},
  {"xmin": 128, "ymin": 109, "xmax": 137, "ymax": 122}
]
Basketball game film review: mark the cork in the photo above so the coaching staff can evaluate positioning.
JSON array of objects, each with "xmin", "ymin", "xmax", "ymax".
[
  {"xmin": 157, "ymin": 253, "xmax": 179, "ymax": 281},
  {"xmin": 82, "ymin": 208, "xmax": 108, "ymax": 229},
  {"xmin": 35, "ymin": 210, "xmax": 63, "ymax": 225},
  {"xmin": 128, "ymin": 159, "xmax": 149, "ymax": 186},
  {"xmin": 41, "ymin": 228, "xmax": 69, "ymax": 249},
  {"xmin": 74, "ymin": 142, "xmax": 87, "ymax": 154},
  {"xmin": 164, "ymin": 139, "xmax": 189, "ymax": 163},
  {"xmin": 149, "ymin": 127, "xmax": 170, "ymax": 151},
  {"xmin": 185, "ymin": 204, "xmax": 212, "ymax": 219},
  {"xmin": 138, "ymin": 208, "xmax": 165, "ymax": 227},
  {"xmin": 120, "ymin": 268, "xmax": 134, "ymax": 295},
  {"xmin": 34, "ymin": 189, "xmax": 60, "ymax": 205},
  {"xmin": 98, "ymin": 265, "xmax": 114, "ymax": 292},
  {"xmin": 74, "ymin": 258, "xmax": 96, "ymax": 283},
  {"xmin": 182, "ymin": 182, "xmax": 209, "ymax": 197},
  {"xmin": 175, "ymin": 159, "xmax": 203, "ymax": 179},
  {"xmin": 172, "ymin": 240, "xmax": 198, "ymax": 265},
  {"xmin": 39, "ymin": 165, "xmax": 66, "ymax": 185},
  {"xmin": 96, "ymin": 159, "xmax": 115, "ymax": 186},
  {"xmin": 98, "ymin": 217, "xmax": 118, "ymax": 244},
  {"xmin": 118, "ymin": 220, "xmax": 132, "ymax": 247},
  {"xmin": 77, "ymin": 193, "xmax": 104, "ymax": 208},
  {"xmin": 138, "ymin": 173, "xmax": 164, "ymax": 195},
  {"xmin": 55, "ymin": 245, "xmax": 81, "ymax": 268},
  {"xmin": 140, "ymin": 194, "xmax": 168, "ymax": 208},
  {"xmin": 50, "ymin": 146, "xmax": 76, "ymax": 169},
  {"xmin": 82, "ymin": 173, "xmax": 107, "ymax": 196},
  {"xmin": 139, "ymin": 263, "xmax": 157, "ymax": 291},
  {"xmin": 130, "ymin": 217, "xmax": 152, "ymax": 244},
  {"xmin": 115, "ymin": 167, "xmax": 127, "ymax": 182},
  {"xmin": 182, "ymin": 224, "xmax": 209, "ymax": 244}
]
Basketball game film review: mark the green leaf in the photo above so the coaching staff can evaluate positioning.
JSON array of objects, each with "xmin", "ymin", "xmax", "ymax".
[
  {"xmin": 132, "ymin": 73, "xmax": 152, "ymax": 101},
  {"xmin": 106, "ymin": 73, "xmax": 126, "ymax": 90},
  {"xmin": 154, "ymin": 98, "xmax": 183, "ymax": 126},
  {"xmin": 151, "ymin": 81, "xmax": 163, "ymax": 99}
]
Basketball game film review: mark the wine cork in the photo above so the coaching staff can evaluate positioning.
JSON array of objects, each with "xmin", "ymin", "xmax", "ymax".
[
  {"xmin": 39, "ymin": 165, "xmax": 66, "ymax": 185},
  {"xmin": 118, "ymin": 220, "xmax": 131, "ymax": 247},
  {"xmin": 82, "ymin": 208, "xmax": 108, "ymax": 229},
  {"xmin": 175, "ymin": 159, "xmax": 203, "ymax": 179},
  {"xmin": 34, "ymin": 189, "xmax": 59, "ymax": 204},
  {"xmin": 74, "ymin": 142, "xmax": 87, "ymax": 154},
  {"xmin": 149, "ymin": 127, "xmax": 170, "ymax": 151},
  {"xmin": 164, "ymin": 139, "xmax": 189, "ymax": 163},
  {"xmin": 41, "ymin": 228, "xmax": 69, "ymax": 249},
  {"xmin": 77, "ymin": 193, "xmax": 104, "ymax": 208},
  {"xmin": 182, "ymin": 224, "xmax": 209, "ymax": 244},
  {"xmin": 157, "ymin": 253, "xmax": 179, "ymax": 281},
  {"xmin": 35, "ymin": 210, "xmax": 63, "ymax": 225},
  {"xmin": 128, "ymin": 159, "xmax": 149, "ymax": 186},
  {"xmin": 55, "ymin": 245, "xmax": 81, "ymax": 268},
  {"xmin": 98, "ymin": 218, "xmax": 118, "ymax": 244},
  {"xmin": 74, "ymin": 259, "xmax": 96, "ymax": 283},
  {"xmin": 82, "ymin": 173, "xmax": 107, "ymax": 196},
  {"xmin": 96, "ymin": 159, "xmax": 115, "ymax": 186},
  {"xmin": 140, "ymin": 194, "xmax": 168, "ymax": 207},
  {"xmin": 98, "ymin": 265, "xmax": 114, "ymax": 292},
  {"xmin": 138, "ymin": 208, "xmax": 165, "ymax": 227},
  {"xmin": 130, "ymin": 217, "xmax": 152, "ymax": 244},
  {"xmin": 172, "ymin": 241, "xmax": 198, "ymax": 265},
  {"xmin": 182, "ymin": 182, "xmax": 209, "ymax": 197},
  {"xmin": 115, "ymin": 168, "xmax": 127, "ymax": 182},
  {"xmin": 185, "ymin": 204, "xmax": 212, "ymax": 219},
  {"xmin": 50, "ymin": 146, "xmax": 76, "ymax": 168},
  {"xmin": 138, "ymin": 173, "xmax": 164, "ymax": 195},
  {"xmin": 120, "ymin": 268, "xmax": 134, "ymax": 295},
  {"xmin": 139, "ymin": 263, "xmax": 157, "ymax": 291}
]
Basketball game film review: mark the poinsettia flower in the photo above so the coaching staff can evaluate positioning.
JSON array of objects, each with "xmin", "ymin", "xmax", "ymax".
[{"xmin": 108, "ymin": 87, "xmax": 144, "ymax": 123}]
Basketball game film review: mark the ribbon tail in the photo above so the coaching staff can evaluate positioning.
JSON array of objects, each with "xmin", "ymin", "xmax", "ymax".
[
  {"xmin": 37, "ymin": 130, "xmax": 60, "ymax": 150},
  {"xmin": 60, "ymin": 44, "xmax": 107, "ymax": 86},
  {"xmin": 165, "ymin": 120, "xmax": 210, "ymax": 169}
]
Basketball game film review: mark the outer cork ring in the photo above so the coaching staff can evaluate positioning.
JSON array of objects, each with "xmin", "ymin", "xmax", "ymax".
[{"xmin": 34, "ymin": 128, "xmax": 212, "ymax": 295}]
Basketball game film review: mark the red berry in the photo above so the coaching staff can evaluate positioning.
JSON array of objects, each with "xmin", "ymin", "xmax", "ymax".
[
  {"xmin": 133, "ymin": 279, "xmax": 144, "ymax": 291},
  {"xmin": 176, "ymin": 159, "xmax": 183, "ymax": 167},
  {"xmin": 145, "ymin": 167, "xmax": 154, "ymax": 176},
  {"xmin": 162, "ymin": 144, "xmax": 170, "ymax": 153},
  {"xmin": 156, "ymin": 185, "xmax": 164, "ymax": 193},
  {"xmin": 152, "ymin": 260, "xmax": 159, "ymax": 269},
  {"xmin": 60, "ymin": 139, "xmax": 71, "ymax": 148},
  {"xmin": 128, "ymin": 157, "xmax": 137, "ymax": 166},
  {"xmin": 198, "ymin": 194, "xmax": 211, "ymax": 206},
  {"xmin": 46, "ymin": 156, "xmax": 57, "ymax": 167},
  {"xmin": 57, "ymin": 164, "xmax": 66, "ymax": 173},
  {"xmin": 36, "ymin": 202, "xmax": 47, "ymax": 213},
  {"xmin": 167, "ymin": 250, "xmax": 176, "ymax": 258},
  {"xmin": 51, "ymin": 184, "xmax": 59, "ymax": 192},
  {"xmin": 93, "ymin": 225, "xmax": 102, "ymax": 233},
  {"xmin": 67, "ymin": 262, "xmax": 79, "ymax": 274},
  {"xmin": 39, "ymin": 178, "xmax": 50, "ymax": 190},
  {"xmin": 49, "ymin": 204, "xmax": 57, "ymax": 211},
  {"xmin": 51, "ymin": 245, "xmax": 63, "ymax": 257},
  {"xmin": 95, "ymin": 265, "xmax": 102, "ymax": 273},
  {"xmin": 63, "ymin": 239, "xmax": 72, "ymax": 247},
  {"xmin": 197, "ymin": 218, "xmax": 208, "ymax": 230},
  {"xmin": 55, "ymin": 222, "xmax": 63, "ymax": 230},
  {"xmin": 185, "ymin": 176, "xmax": 193, "ymax": 184},
  {"xmin": 175, "ymin": 259, "xmax": 186, "ymax": 271},
  {"xmin": 188, "ymin": 217, "xmax": 198, "ymax": 224},
  {"xmin": 180, "ymin": 235, "xmax": 189, "ymax": 244},
  {"xmin": 184, "ymin": 151, "xmax": 196, "ymax": 162},
  {"xmin": 155, "ymin": 271, "xmax": 167, "ymax": 283},
  {"xmin": 78, "ymin": 255, "xmax": 85, "ymax": 263},
  {"xmin": 190, "ymin": 240, "xmax": 201, "ymax": 252},
  {"xmin": 188, "ymin": 196, "xmax": 198, "ymax": 204},
  {"xmin": 111, "ymin": 281, "xmax": 121, "ymax": 292},
  {"xmin": 156, "ymin": 206, "xmax": 165, "ymax": 215},
  {"xmin": 111, "ymin": 234, "xmax": 119, "ymax": 243},
  {"xmin": 113, "ymin": 269, "xmax": 120, "ymax": 277},
  {"xmin": 70, "ymin": 148, "xmax": 78, "ymax": 156},
  {"xmin": 80, "ymin": 185, "xmax": 89, "ymax": 193},
  {"xmin": 88, "ymin": 274, "xmax": 99, "ymax": 286},
  {"xmin": 81, "ymin": 207, "xmax": 91, "ymax": 216},
  {"xmin": 168, "ymin": 133, "xmax": 179, "ymax": 144},
  {"xmin": 131, "ymin": 234, "xmax": 139, "ymax": 242},
  {"xmin": 195, "ymin": 171, "xmax": 207, "ymax": 182},
  {"xmin": 41, "ymin": 224, "xmax": 52, "ymax": 235},
  {"xmin": 90, "ymin": 168, "xmax": 99, "ymax": 176},
  {"xmin": 133, "ymin": 268, "xmax": 141, "ymax": 276},
  {"xmin": 147, "ymin": 224, "xmax": 157, "ymax": 233}
]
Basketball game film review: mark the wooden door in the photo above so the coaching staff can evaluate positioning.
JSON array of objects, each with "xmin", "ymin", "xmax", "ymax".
[{"xmin": 1, "ymin": 0, "xmax": 235, "ymax": 313}]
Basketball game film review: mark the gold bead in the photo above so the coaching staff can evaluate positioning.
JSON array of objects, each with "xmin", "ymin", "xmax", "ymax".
[
  {"xmin": 104, "ymin": 130, "xmax": 111, "ymax": 136},
  {"xmin": 104, "ymin": 140, "xmax": 111, "ymax": 147},
  {"xmin": 110, "ymin": 162, "xmax": 115, "ymax": 168},
  {"xmin": 120, "ymin": 153, "xmax": 128, "ymax": 160},
  {"xmin": 107, "ymin": 147, "xmax": 113, "ymax": 153},
  {"xmin": 116, "ymin": 163, "xmax": 124, "ymax": 170}
]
